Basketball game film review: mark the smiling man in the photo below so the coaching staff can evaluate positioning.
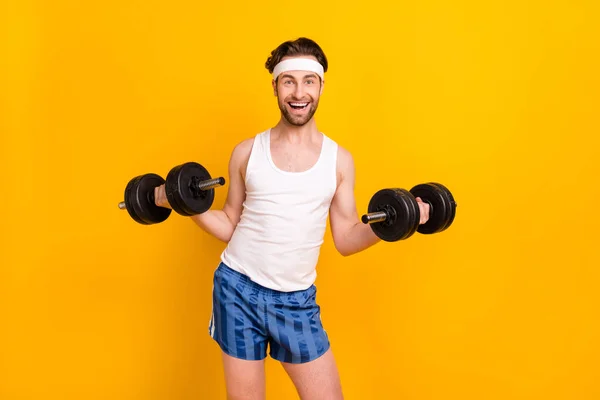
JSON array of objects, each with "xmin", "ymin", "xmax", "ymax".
[
  {"xmin": 154, "ymin": 37, "xmax": 429, "ymax": 399},
  {"xmin": 209, "ymin": 38, "xmax": 363, "ymax": 399}
]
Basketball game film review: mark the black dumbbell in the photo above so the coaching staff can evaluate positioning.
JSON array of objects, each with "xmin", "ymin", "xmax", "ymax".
[
  {"xmin": 118, "ymin": 162, "xmax": 226, "ymax": 225},
  {"xmin": 165, "ymin": 162, "xmax": 225, "ymax": 216},
  {"xmin": 361, "ymin": 182, "xmax": 457, "ymax": 242}
]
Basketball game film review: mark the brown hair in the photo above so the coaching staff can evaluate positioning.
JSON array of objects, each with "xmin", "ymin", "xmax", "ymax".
[{"xmin": 265, "ymin": 37, "xmax": 328, "ymax": 79}]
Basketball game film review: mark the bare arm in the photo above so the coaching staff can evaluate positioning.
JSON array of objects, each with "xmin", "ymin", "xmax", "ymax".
[
  {"xmin": 190, "ymin": 139, "xmax": 252, "ymax": 242},
  {"xmin": 329, "ymin": 147, "xmax": 381, "ymax": 256},
  {"xmin": 154, "ymin": 139, "xmax": 252, "ymax": 242}
]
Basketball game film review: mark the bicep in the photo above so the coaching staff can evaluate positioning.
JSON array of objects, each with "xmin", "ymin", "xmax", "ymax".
[
  {"xmin": 329, "ymin": 149, "xmax": 358, "ymax": 241},
  {"xmin": 222, "ymin": 140, "xmax": 251, "ymax": 225}
]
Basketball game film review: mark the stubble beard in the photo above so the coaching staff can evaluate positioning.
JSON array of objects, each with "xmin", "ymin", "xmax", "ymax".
[{"xmin": 277, "ymin": 97, "xmax": 319, "ymax": 127}]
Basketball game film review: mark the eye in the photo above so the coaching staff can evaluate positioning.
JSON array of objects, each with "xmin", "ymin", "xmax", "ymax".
[{"xmin": 306, "ymin": 79, "xmax": 314, "ymax": 85}]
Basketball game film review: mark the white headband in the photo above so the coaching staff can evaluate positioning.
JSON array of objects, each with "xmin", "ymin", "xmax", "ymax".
[{"xmin": 272, "ymin": 58, "xmax": 325, "ymax": 81}]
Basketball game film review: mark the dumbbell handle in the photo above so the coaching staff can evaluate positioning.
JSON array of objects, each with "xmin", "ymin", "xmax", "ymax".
[
  {"xmin": 361, "ymin": 211, "xmax": 387, "ymax": 224},
  {"xmin": 194, "ymin": 177, "xmax": 226, "ymax": 191},
  {"xmin": 118, "ymin": 176, "xmax": 226, "ymax": 209},
  {"xmin": 362, "ymin": 199, "xmax": 434, "ymax": 225}
]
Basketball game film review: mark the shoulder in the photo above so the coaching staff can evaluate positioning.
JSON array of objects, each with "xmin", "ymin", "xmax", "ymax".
[
  {"xmin": 230, "ymin": 130, "xmax": 266, "ymax": 160},
  {"xmin": 334, "ymin": 143, "xmax": 355, "ymax": 187},
  {"xmin": 336, "ymin": 144, "xmax": 354, "ymax": 166},
  {"xmin": 322, "ymin": 134, "xmax": 355, "ymax": 188},
  {"xmin": 325, "ymin": 134, "xmax": 352, "ymax": 167},
  {"xmin": 229, "ymin": 134, "xmax": 259, "ymax": 178},
  {"xmin": 231, "ymin": 136, "xmax": 255, "ymax": 159}
]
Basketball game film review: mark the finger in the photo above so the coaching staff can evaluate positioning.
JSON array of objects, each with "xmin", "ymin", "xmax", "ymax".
[{"xmin": 154, "ymin": 187, "xmax": 160, "ymax": 206}]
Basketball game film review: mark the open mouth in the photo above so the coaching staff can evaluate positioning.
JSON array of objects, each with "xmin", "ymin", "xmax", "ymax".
[{"xmin": 288, "ymin": 102, "xmax": 309, "ymax": 111}]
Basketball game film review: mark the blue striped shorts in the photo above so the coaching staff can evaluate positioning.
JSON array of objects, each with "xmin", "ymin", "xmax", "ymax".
[{"xmin": 208, "ymin": 262, "xmax": 330, "ymax": 364}]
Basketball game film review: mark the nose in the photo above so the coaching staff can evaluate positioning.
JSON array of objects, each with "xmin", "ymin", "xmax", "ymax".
[{"xmin": 293, "ymin": 84, "xmax": 306, "ymax": 99}]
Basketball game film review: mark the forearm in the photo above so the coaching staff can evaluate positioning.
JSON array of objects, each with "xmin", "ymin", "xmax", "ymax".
[
  {"xmin": 189, "ymin": 209, "xmax": 236, "ymax": 243},
  {"xmin": 337, "ymin": 220, "xmax": 381, "ymax": 256}
]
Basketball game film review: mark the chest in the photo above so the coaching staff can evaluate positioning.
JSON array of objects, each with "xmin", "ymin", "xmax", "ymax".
[{"xmin": 270, "ymin": 142, "xmax": 321, "ymax": 173}]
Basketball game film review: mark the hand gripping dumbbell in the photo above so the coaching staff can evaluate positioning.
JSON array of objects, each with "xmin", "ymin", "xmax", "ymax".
[
  {"xmin": 361, "ymin": 183, "xmax": 457, "ymax": 242},
  {"xmin": 117, "ymin": 162, "xmax": 225, "ymax": 225}
]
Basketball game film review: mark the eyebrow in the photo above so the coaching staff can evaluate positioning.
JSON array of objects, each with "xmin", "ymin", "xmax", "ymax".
[{"xmin": 280, "ymin": 73, "xmax": 319, "ymax": 80}]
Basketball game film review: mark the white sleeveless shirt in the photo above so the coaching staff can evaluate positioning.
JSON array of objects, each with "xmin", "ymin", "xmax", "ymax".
[{"xmin": 220, "ymin": 129, "xmax": 338, "ymax": 292}]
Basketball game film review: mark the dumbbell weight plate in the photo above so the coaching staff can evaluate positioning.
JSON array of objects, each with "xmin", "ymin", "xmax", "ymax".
[
  {"xmin": 367, "ymin": 188, "xmax": 420, "ymax": 242},
  {"xmin": 430, "ymin": 182, "xmax": 456, "ymax": 232},
  {"xmin": 124, "ymin": 173, "xmax": 172, "ymax": 225},
  {"xmin": 165, "ymin": 164, "xmax": 194, "ymax": 217},
  {"xmin": 410, "ymin": 182, "xmax": 456, "ymax": 234},
  {"xmin": 124, "ymin": 176, "xmax": 146, "ymax": 224},
  {"xmin": 165, "ymin": 162, "xmax": 216, "ymax": 216}
]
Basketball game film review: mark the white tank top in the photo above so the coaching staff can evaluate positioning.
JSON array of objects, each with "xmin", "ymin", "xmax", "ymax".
[{"xmin": 220, "ymin": 129, "xmax": 338, "ymax": 292}]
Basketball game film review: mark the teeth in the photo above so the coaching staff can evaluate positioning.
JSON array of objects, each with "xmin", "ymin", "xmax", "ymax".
[{"xmin": 290, "ymin": 102, "xmax": 308, "ymax": 106}]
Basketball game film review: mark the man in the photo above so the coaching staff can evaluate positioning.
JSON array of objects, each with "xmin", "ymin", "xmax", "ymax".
[{"xmin": 155, "ymin": 37, "xmax": 430, "ymax": 399}]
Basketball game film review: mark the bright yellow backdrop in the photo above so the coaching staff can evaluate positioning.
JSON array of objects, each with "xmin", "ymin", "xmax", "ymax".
[{"xmin": 1, "ymin": 1, "xmax": 599, "ymax": 399}]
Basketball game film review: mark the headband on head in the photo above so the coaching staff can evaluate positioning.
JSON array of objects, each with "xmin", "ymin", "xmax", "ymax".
[{"xmin": 272, "ymin": 58, "xmax": 325, "ymax": 81}]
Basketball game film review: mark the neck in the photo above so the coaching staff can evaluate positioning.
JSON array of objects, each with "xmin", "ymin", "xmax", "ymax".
[{"xmin": 271, "ymin": 117, "xmax": 319, "ymax": 143}]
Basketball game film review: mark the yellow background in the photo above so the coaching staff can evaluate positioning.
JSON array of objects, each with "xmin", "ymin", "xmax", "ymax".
[{"xmin": 1, "ymin": 0, "xmax": 599, "ymax": 399}]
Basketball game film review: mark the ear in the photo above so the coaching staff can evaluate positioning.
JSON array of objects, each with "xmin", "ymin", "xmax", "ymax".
[
  {"xmin": 320, "ymin": 79, "xmax": 325, "ymax": 96},
  {"xmin": 272, "ymin": 79, "xmax": 277, "ymax": 96}
]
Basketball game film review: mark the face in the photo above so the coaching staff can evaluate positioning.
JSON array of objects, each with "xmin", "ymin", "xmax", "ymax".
[{"xmin": 272, "ymin": 58, "xmax": 324, "ymax": 126}]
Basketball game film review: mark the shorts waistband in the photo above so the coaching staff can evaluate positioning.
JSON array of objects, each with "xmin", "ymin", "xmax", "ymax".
[{"xmin": 215, "ymin": 262, "xmax": 315, "ymax": 297}]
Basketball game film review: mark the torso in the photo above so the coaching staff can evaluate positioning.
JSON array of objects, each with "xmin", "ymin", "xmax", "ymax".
[
  {"xmin": 239, "ymin": 133, "xmax": 343, "ymax": 188},
  {"xmin": 221, "ymin": 129, "xmax": 342, "ymax": 292},
  {"xmin": 269, "ymin": 133, "xmax": 323, "ymax": 173}
]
